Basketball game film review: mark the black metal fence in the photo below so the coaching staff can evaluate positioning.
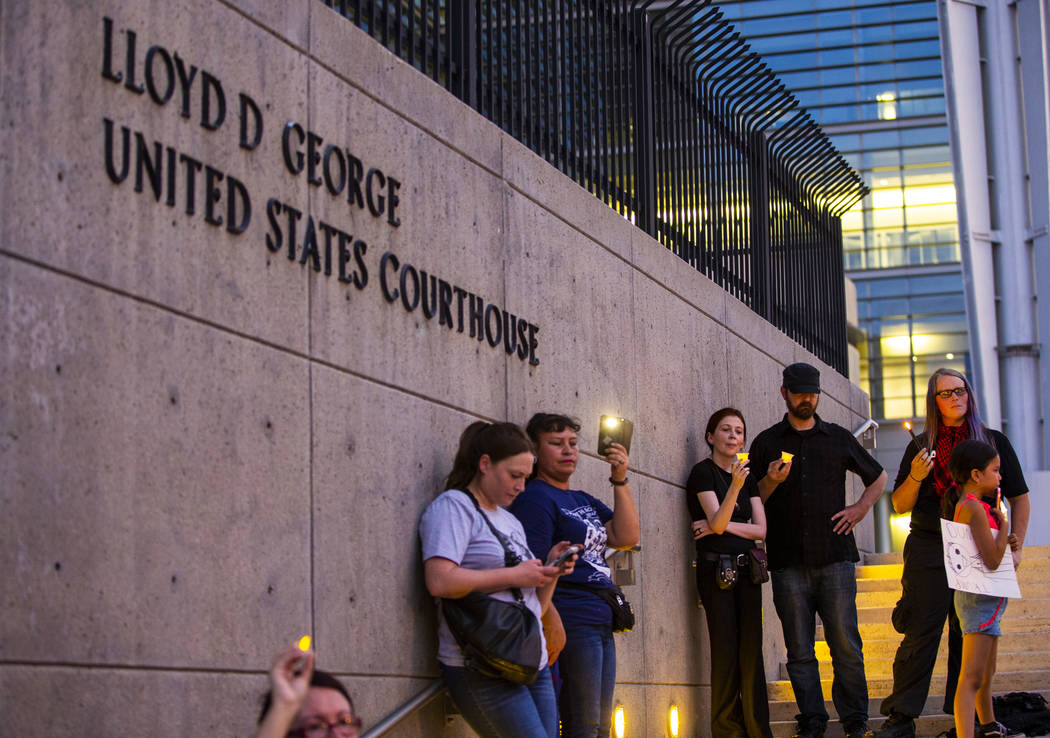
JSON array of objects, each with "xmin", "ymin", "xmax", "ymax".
[{"xmin": 321, "ymin": 0, "xmax": 867, "ymax": 374}]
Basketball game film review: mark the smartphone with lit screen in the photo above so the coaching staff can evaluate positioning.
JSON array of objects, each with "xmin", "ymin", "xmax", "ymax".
[{"xmin": 598, "ymin": 415, "xmax": 634, "ymax": 456}]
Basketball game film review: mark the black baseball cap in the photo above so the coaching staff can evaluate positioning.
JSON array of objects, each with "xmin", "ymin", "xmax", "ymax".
[{"xmin": 783, "ymin": 362, "xmax": 821, "ymax": 393}]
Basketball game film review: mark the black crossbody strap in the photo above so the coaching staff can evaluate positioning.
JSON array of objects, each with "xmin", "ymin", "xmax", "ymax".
[
  {"xmin": 710, "ymin": 460, "xmax": 742, "ymax": 517},
  {"xmin": 458, "ymin": 489, "xmax": 525, "ymax": 603}
]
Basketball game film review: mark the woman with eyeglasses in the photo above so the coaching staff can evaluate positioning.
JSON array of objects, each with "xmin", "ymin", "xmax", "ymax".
[
  {"xmin": 873, "ymin": 368, "xmax": 1030, "ymax": 738},
  {"xmin": 254, "ymin": 642, "xmax": 362, "ymax": 738}
]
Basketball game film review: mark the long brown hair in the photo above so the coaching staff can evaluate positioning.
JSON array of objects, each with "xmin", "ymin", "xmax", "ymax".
[
  {"xmin": 444, "ymin": 421, "xmax": 533, "ymax": 491},
  {"xmin": 922, "ymin": 368, "xmax": 989, "ymax": 449}
]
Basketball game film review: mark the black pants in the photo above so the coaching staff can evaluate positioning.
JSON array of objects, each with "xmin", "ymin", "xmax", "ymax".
[
  {"xmin": 697, "ymin": 558, "xmax": 774, "ymax": 738},
  {"xmin": 879, "ymin": 529, "xmax": 963, "ymax": 718}
]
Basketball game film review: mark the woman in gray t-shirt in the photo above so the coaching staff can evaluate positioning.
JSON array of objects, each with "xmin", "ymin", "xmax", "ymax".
[{"xmin": 420, "ymin": 421, "xmax": 577, "ymax": 738}]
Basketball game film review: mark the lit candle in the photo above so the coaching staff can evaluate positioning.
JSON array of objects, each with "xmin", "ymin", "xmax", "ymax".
[
  {"xmin": 293, "ymin": 634, "xmax": 312, "ymax": 676},
  {"xmin": 736, "ymin": 452, "xmax": 749, "ymax": 462},
  {"xmin": 903, "ymin": 421, "xmax": 920, "ymax": 447},
  {"xmin": 781, "ymin": 452, "xmax": 794, "ymax": 464}
]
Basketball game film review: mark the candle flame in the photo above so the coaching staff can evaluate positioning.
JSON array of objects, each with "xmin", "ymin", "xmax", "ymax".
[{"xmin": 297, "ymin": 635, "xmax": 311, "ymax": 652}]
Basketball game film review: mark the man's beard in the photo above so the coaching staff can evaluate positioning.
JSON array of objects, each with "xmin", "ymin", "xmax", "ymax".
[{"xmin": 787, "ymin": 397, "xmax": 816, "ymax": 420}]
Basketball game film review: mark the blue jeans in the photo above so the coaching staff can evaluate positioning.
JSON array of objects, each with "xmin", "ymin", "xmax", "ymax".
[
  {"xmin": 772, "ymin": 562, "xmax": 869, "ymax": 729},
  {"xmin": 558, "ymin": 624, "xmax": 616, "ymax": 738},
  {"xmin": 441, "ymin": 664, "xmax": 558, "ymax": 738}
]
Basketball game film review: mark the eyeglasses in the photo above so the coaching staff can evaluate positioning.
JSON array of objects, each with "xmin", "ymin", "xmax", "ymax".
[
  {"xmin": 935, "ymin": 387, "xmax": 968, "ymax": 400},
  {"xmin": 289, "ymin": 714, "xmax": 362, "ymax": 738}
]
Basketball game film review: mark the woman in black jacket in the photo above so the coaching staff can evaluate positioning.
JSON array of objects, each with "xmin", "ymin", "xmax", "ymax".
[{"xmin": 874, "ymin": 368, "xmax": 1030, "ymax": 738}]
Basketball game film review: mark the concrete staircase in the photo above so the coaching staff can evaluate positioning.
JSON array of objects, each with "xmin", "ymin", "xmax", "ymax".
[{"xmin": 768, "ymin": 546, "xmax": 1050, "ymax": 737}]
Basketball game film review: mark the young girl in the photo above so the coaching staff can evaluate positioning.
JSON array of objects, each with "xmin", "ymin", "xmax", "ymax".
[{"xmin": 942, "ymin": 440, "xmax": 1013, "ymax": 738}]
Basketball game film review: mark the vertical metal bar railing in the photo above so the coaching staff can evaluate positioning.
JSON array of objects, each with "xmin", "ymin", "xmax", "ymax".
[{"xmin": 318, "ymin": 0, "xmax": 867, "ymax": 374}]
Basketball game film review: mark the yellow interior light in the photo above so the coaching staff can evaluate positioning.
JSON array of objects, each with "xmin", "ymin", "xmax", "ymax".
[
  {"xmin": 877, "ymin": 91, "xmax": 898, "ymax": 120},
  {"xmin": 614, "ymin": 704, "xmax": 626, "ymax": 738},
  {"xmin": 668, "ymin": 704, "xmax": 680, "ymax": 737},
  {"xmin": 297, "ymin": 635, "xmax": 312, "ymax": 652}
]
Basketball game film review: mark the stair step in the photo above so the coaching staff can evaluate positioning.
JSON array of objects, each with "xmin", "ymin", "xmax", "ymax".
[
  {"xmin": 864, "ymin": 552, "xmax": 905, "ymax": 565},
  {"xmin": 770, "ymin": 687, "xmax": 1050, "ymax": 732},
  {"xmin": 768, "ymin": 670, "xmax": 1050, "ymax": 703},
  {"xmin": 863, "ymin": 544, "xmax": 1050, "ymax": 566},
  {"xmin": 853, "ymin": 598, "xmax": 1050, "ymax": 624},
  {"xmin": 780, "ymin": 651, "xmax": 1050, "ymax": 681},
  {"xmin": 857, "ymin": 578, "xmax": 902, "ymax": 593},
  {"xmin": 857, "ymin": 563, "xmax": 905, "ymax": 579},
  {"xmin": 818, "ymin": 614, "xmax": 1050, "ymax": 642},
  {"xmin": 771, "ymin": 713, "xmax": 954, "ymax": 738},
  {"xmin": 856, "ymin": 590, "xmax": 905, "ymax": 607},
  {"xmin": 817, "ymin": 630, "xmax": 1050, "ymax": 659}
]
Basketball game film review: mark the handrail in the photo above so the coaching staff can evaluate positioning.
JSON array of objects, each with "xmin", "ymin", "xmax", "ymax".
[
  {"xmin": 361, "ymin": 544, "xmax": 644, "ymax": 736},
  {"xmin": 853, "ymin": 418, "xmax": 879, "ymax": 451},
  {"xmin": 359, "ymin": 679, "xmax": 446, "ymax": 738},
  {"xmin": 853, "ymin": 418, "xmax": 878, "ymax": 439}
]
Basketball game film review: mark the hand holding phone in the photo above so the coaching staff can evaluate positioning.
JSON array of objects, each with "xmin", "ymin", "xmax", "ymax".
[
  {"xmin": 549, "ymin": 544, "xmax": 581, "ymax": 568},
  {"xmin": 598, "ymin": 415, "xmax": 634, "ymax": 456}
]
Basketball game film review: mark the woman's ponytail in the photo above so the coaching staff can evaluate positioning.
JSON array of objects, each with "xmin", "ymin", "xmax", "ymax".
[{"xmin": 444, "ymin": 421, "xmax": 533, "ymax": 492}]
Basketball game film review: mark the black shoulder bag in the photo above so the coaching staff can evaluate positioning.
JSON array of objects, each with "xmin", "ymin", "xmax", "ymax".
[
  {"xmin": 440, "ymin": 490, "xmax": 544, "ymax": 685},
  {"xmin": 556, "ymin": 581, "xmax": 636, "ymax": 633}
]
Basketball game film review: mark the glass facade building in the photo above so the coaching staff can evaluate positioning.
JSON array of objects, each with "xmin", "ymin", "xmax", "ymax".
[{"xmin": 715, "ymin": 0, "xmax": 971, "ymax": 424}]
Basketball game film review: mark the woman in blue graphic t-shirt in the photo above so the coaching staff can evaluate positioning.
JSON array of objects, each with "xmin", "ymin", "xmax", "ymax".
[{"xmin": 509, "ymin": 413, "xmax": 640, "ymax": 738}]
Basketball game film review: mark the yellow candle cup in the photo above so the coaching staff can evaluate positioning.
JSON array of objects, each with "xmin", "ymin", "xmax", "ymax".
[
  {"xmin": 736, "ymin": 453, "xmax": 749, "ymax": 462},
  {"xmin": 781, "ymin": 452, "xmax": 794, "ymax": 463},
  {"xmin": 297, "ymin": 635, "xmax": 312, "ymax": 652}
]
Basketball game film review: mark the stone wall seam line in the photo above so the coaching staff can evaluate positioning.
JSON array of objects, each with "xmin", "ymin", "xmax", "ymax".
[
  {"xmin": 0, "ymin": 251, "xmax": 518, "ymax": 423},
  {"xmin": 214, "ymin": 0, "xmax": 310, "ymax": 55},
  {"xmin": 223, "ymin": 0, "xmax": 504, "ymax": 181},
  {"xmin": 613, "ymin": 680, "xmax": 706, "ymax": 687},
  {"xmin": 0, "ymin": 660, "xmax": 274, "ymax": 675},
  {"xmin": 724, "ymin": 316, "xmax": 734, "ymax": 406},
  {"xmin": 500, "ymin": 148, "xmax": 511, "ymax": 421},
  {"xmin": 505, "ymin": 181, "xmax": 628, "ymax": 262},
  {"xmin": 1, "ymin": 253, "xmax": 857, "ymax": 468},
  {"xmin": 306, "ymin": 0, "xmax": 318, "ymax": 648}
]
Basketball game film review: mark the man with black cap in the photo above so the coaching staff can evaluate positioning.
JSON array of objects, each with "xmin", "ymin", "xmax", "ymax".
[{"xmin": 750, "ymin": 362, "xmax": 887, "ymax": 738}]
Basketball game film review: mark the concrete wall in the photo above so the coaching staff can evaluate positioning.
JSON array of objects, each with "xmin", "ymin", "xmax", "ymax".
[{"xmin": 0, "ymin": 0, "xmax": 874, "ymax": 735}]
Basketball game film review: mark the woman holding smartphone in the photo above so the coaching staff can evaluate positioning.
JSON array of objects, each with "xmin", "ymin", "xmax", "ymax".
[
  {"xmin": 687, "ymin": 407, "xmax": 773, "ymax": 738},
  {"xmin": 509, "ymin": 413, "xmax": 640, "ymax": 738},
  {"xmin": 419, "ymin": 421, "xmax": 577, "ymax": 738}
]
